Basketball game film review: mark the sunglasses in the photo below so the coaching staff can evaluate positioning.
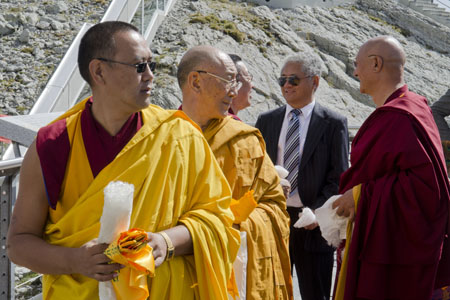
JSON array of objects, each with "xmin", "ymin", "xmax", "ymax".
[
  {"xmin": 277, "ymin": 75, "xmax": 311, "ymax": 87},
  {"xmin": 96, "ymin": 58, "xmax": 156, "ymax": 73}
]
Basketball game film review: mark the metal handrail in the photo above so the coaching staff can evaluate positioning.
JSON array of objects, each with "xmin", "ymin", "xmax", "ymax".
[
  {"xmin": 434, "ymin": 0, "xmax": 450, "ymax": 10},
  {"xmin": 0, "ymin": 158, "xmax": 23, "ymax": 172}
]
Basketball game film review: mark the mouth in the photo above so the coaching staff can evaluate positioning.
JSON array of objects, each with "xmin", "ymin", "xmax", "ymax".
[
  {"xmin": 141, "ymin": 86, "xmax": 152, "ymax": 94},
  {"xmin": 223, "ymin": 100, "xmax": 232, "ymax": 106}
]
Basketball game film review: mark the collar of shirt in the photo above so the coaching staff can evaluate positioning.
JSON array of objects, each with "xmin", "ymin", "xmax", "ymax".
[{"xmin": 284, "ymin": 100, "xmax": 316, "ymax": 122}]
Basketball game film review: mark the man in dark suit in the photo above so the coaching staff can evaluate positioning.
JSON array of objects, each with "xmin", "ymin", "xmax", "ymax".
[{"xmin": 255, "ymin": 52, "xmax": 349, "ymax": 300}]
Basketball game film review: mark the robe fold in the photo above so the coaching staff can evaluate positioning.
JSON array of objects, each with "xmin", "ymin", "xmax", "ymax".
[
  {"xmin": 336, "ymin": 85, "xmax": 450, "ymax": 300},
  {"xmin": 203, "ymin": 116, "xmax": 293, "ymax": 300},
  {"xmin": 37, "ymin": 98, "xmax": 240, "ymax": 300}
]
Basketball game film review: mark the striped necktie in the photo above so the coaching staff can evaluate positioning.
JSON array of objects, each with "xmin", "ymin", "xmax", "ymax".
[{"xmin": 284, "ymin": 109, "xmax": 302, "ymax": 195}]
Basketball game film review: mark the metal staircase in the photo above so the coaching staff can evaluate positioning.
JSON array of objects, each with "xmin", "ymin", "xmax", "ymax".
[
  {"xmin": 398, "ymin": 0, "xmax": 450, "ymax": 27},
  {"xmin": 32, "ymin": 0, "xmax": 178, "ymax": 116}
]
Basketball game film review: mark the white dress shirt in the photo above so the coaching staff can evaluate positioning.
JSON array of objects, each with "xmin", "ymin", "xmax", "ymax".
[{"xmin": 276, "ymin": 101, "xmax": 316, "ymax": 207}]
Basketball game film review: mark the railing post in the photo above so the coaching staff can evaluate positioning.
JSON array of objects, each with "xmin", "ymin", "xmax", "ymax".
[
  {"xmin": 0, "ymin": 169, "xmax": 19, "ymax": 300},
  {"xmin": 141, "ymin": 0, "xmax": 145, "ymax": 34}
]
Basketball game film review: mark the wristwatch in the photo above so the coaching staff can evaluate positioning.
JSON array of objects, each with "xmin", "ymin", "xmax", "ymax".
[{"xmin": 159, "ymin": 231, "xmax": 175, "ymax": 261}]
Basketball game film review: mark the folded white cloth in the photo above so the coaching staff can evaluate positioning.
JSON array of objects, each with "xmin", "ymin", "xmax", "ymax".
[
  {"xmin": 293, "ymin": 207, "xmax": 316, "ymax": 228},
  {"xmin": 274, "ymin": 165, "xmax": 289, "ymax": 179},
  {"xmin": 315, "ymin": 195, "xmax": 348, "ymax": 248},
  {"xmin": 98, "ymin": 181, "xmax": 134, "ymax": 300}
]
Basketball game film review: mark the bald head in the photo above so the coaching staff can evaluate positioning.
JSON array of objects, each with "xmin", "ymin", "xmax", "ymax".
[
  {"xmin": 178, "ymin": 45, "xmax": 238, "ymax": 129},
  {"xmin": 359, "ymin": 36, "xmax": 406, "ymax": 69},
  {"xmin": 177, "ymin": 45, "xmax": 232, "ymax": 89},
  {"xmin": 354, "ymin": 36, "xmax": 406, "ymax": 106}
]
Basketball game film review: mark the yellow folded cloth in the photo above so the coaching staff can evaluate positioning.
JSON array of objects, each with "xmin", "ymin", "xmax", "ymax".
[
  {"xmin": 230, "ymin": 190, "xmax": 257, "ymax": 224},
  {"xmin": 104, "ymin": 228, "xmax": 155, "ymax": 300}
]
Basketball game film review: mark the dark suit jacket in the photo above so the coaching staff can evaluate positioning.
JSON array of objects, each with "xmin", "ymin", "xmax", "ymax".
[{"xmin": 255, "ymin": 103, "xmax": 349, "ymax": 252}]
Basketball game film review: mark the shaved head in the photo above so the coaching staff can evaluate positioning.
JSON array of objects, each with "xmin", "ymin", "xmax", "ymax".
[
  {"xmin": 178, "ymin": 45, "xmax": 238, "ymax": 129},
  {"xmin": 354, "ymin": 36, "xmax": 406, "ymax": 106},
  {"xmin": 177, "ymin": 45, "xmax": 233, "ymax": 88},
  {"xmin": 359, "ymin": 36, "xmax": 406, "ymax": 69}
]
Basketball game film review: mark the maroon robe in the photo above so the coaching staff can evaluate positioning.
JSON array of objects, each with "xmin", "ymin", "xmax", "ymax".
[
  {"xmin": 338, "ymin": 85, "xmax": 450, "ymax": 299},
  {"xmin": 36, "ymin": 98, "xmax": 141, "ymax": 209}
]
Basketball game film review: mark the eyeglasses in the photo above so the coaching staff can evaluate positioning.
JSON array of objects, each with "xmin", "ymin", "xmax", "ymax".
[
  {"xmin": 277, "ymin": 75, "xmax": 311, "ymax": 87},
  {"xmin": 96, "ymin": 58, "xmax": 156, "ymax": 73},
  {"xmin": 196, "ymin": 70, "xmax": 242, "ymax": 90}
]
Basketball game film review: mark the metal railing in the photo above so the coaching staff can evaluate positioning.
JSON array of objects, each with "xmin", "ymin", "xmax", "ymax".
[
  {"xmin": 434, "ymin": 0, "xmax": 450, "ymax": 10},
  {"xmin": 0, "ymin": 158, "xmax": 23, "ymax": 299}
]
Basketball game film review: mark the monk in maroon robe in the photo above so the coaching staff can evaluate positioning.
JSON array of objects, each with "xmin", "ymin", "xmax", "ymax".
[{"xmin": 333, "ymin": 36, "xmax": 450, "ymax": 299}]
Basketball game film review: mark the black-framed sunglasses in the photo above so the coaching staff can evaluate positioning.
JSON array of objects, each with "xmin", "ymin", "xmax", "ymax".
[
  {"xmin": 96, "ymin": 58, "xmax": 156, "ymax": 73},
  {"xmin": 277, "ymin": 75, "xmax": 311, "ymax": 87}
]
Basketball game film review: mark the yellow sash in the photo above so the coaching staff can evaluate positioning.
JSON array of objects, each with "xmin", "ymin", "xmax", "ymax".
[
  {"xmin": 42, "ymin": 99, "xmax": 239, "ymax": 299},
  {"xmin": 334, "ymin": 184, "xmax": 361, "ymax": 300}
]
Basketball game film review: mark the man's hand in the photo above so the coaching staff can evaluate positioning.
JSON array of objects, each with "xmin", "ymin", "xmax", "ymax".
[
  {"xmin": 71, "ymin": 239, "xmax": 124, "ymax": 282},
  {"xmin": 147, "ymin": 232, "xmax": 167, "ymax": 268},
  {"xmin": 332, "ymin": 189, "xmax": 355, "ymax": 221},
  {"xmin": 280, "ymin": 178, "xmax": 291, "ymax": 199}
]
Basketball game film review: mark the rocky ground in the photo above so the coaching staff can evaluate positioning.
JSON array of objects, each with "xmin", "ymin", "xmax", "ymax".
[
  {"xmin": 2, "ymin": 0, "xmax": 450, "ymax": 298},
  {"xmin": 0, "ymin": 0, "xmax": 110, "ymax": 116}
]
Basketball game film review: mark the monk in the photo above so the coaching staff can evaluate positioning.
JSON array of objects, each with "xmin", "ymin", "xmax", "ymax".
[
  {"xmin": 6, "ymin": 21, "xmax": 239, "ymax": 300},
  {"xmin": 332, "ymin": 36, "xmax": 450, "ymax": 299},
  {"xmin": 178, "ymin": 46, "xmax": 292, "ymax": 300},
  {"xmin": 228, "ymin": 54, "xmax": 253, "ymax": 119}
]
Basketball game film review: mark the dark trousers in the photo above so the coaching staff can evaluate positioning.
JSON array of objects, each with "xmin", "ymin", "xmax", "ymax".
[{"xmin": 288, "ymin": 206, "xmax": 334, "ymax": 300}]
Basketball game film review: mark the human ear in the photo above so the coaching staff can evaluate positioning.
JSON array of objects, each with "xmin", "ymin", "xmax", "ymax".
[
  {"xmin": 89, "ymin": 59, "xmax": 106, "ymax": 86},
  {"xmin": 372, "ymin": 56, "xmax": 383, "ymax": 73},
  {"xmin": 188, "ymin": 72, "xmax": 201, "ymax": 93},
  {"xmin": 312, "ymin": 75, "xmax": 320, "ymax": 91}
]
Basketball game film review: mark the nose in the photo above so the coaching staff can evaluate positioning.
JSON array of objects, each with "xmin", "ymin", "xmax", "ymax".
[
  {"xmin": 142, "ymin": 64, "xmax": 154, "ymax": 82},
  {"xmin": 229, "ymin": 85, "xmax": 238, "ymax": 98}
]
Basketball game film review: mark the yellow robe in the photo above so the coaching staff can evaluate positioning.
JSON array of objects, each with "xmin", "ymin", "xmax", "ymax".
[
  {"xmin": 203, "ymin": 116, "xmax": 293, "ymax": 300},
  {"xmin": 41, "ymin": 99, "xmax": 240, "ymax": 299}
]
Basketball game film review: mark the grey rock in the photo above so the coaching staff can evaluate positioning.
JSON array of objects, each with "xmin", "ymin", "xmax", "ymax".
[
  {"xmin": 0, "ymin": 21, "xmax": 15, "ymax": 35},
  {"xmin": 36, "ymin": 20, "xmax": 50, "ymax": 30},
  {"xmin": 5, "ymin": 65, "xmax": 20, "ymax": 72},
  {"xmin": 39, "ymin": 16, "xmax": 54, "ymax": 24},
  {"xmin": 50, "ymin": 20, "xmax": 64, "ymax": 31},
  {"xmin": 217, "ymin": 10, "xmax": 234, "ymax": 21},
  {"xmin": 45, "ymin": 2, "xmax": 69, "ymax": 15},
  {"xmin": 18, "ymin": 29, "xmax": 30, "ymax": 43},
  {"xmin": 25, "ymin": 13, "xmax": 40, "ymax": 26},
  {"xmin": 4, "ymin": 13, "xmax": 20, "ymax": 24}
]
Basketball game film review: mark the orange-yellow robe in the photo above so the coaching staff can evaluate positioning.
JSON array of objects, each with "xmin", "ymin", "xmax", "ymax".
[
  {"xmin": 203, "ymin": 116, "xmax": 293, "ymax": 300},
  {"xmin": 39, "ymin": 99, "xmax": 240, "ymax": 300}
]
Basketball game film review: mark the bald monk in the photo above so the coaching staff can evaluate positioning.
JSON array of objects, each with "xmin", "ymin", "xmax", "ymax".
[
  {"xmin": 178, "ymin": 46, "xmax": 292, "ymax": 300},
  {"xmin": 332, "ymin": 35, "xmax": 450, "ymax": 299}
]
